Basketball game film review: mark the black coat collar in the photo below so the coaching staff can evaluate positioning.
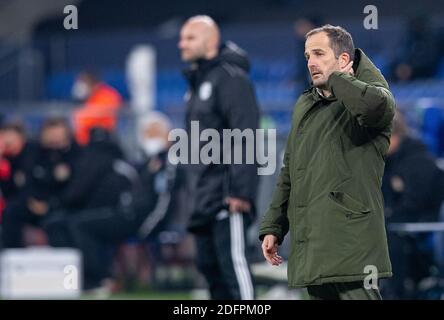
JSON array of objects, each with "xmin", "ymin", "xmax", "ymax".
[{"xmin": 183, "ymin": 57, "xmax": 220, "ymax": 90}]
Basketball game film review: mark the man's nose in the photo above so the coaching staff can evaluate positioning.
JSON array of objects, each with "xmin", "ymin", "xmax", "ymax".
[
  {"xmin": 307, "ymin": 57, "xmax": 314, "ymax": 66},
  {"xmin": 307, "ymin": 58, "xmax": 317, "ymax": 70}
]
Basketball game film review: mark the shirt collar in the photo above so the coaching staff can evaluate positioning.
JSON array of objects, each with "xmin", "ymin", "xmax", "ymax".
[{"xmin": 315, "ymin": 87, "xmax": 336, "ymax": 101}]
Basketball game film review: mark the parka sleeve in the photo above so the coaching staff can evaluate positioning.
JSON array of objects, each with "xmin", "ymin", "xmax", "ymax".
[
  {"xmin": 258, "ymin": 129, "xmax": 292, "ymax": 245},
  {"xmin": 327, "ymin": 71, "xmax": 396, "ymax": 130}
]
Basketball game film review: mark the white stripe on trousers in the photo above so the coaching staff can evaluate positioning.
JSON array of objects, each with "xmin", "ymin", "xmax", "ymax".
[{"xmin": 229, "ymin": 212, "xmax": 254, "ymax": 300}]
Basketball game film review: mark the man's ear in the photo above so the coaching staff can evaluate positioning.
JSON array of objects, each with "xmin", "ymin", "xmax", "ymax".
[{"xmin": 339, "ymin": 52, "xmax": 351, "ymax": 68}]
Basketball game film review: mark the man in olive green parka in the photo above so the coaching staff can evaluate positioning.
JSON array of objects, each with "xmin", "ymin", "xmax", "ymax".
[{"xmin": 259, "ymin": 24, "xmax": 395, "ymax": 300}]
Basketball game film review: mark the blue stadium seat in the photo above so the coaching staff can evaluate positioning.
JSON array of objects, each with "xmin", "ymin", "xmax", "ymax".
[
  {"xmin": 46, "ymin": 72, "xmax": 76, "ymax": 100},
  {"xmin": 101, "ymin": 70, "xmax": 130, "ymax": 100},
  {"xmin": 422, "ymin": 107, "xmax": 444, "ymax": 157},
  {"xmin": 435, "ymin": 57, "xmax": 444, "ymax": 79}
]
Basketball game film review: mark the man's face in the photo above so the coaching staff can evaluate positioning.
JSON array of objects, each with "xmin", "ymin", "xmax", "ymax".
[
  {"xmin": 178, "ymin": 22, "xmax": 208, "ymax": 62},
  {"xmin": 1, "ymin": 130, "xmax": 25, "ymax": 157},
  {"xmin": 305, "ymin": 32, "xmax": 341, "ymax": 89},
  {"xmin": 41, "ymin": 125, "xmax": 71, "ymax": 150},
  {"xmin": 140, "ymin": 121, "xmax": 171, "ymax": 157},
  {"xmin": 143, "ymin": 122, "xmax": 169, "ymax": 143}
]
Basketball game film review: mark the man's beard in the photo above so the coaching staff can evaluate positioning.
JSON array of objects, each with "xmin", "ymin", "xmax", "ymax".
[
  {"xmin": 312, "ymin": 77, "xmax": 328, "ymax": 89},
  {"xmin": 182, "ymin": 49, "xmax": 207, "ymax": 63},
  {"xmin": 311, "ymin": 62, "xmax": 340, "ymax": 89}
]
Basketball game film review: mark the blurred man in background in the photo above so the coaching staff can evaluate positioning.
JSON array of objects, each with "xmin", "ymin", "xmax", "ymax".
[
  {"xmin": 383, "ymin": 110, "xmax": 444, "ymax": 223},
  {"xmin": 179, "ymin": 15, "xmax": 260, "ymax": 300},
  {"xmin": 135, "ymin": 111, "xmax": 178, "ymax": 239},
  {"xmin": 1, "ymin": 118, "xmax": 78, "ymax": 248},
  {"xmin": 42, "ymin": 126, "xmax": 133, "ymax": 291},
  {"xmin": 50, "ymin": 127, "xmax": 129, "ymax": 212},
  {"xmin": 28, "ymin": 118, "xmax": 80, "ymax": 214},
  {"xmin": 382, "ymin": 110, "xmax": 444, "ymax": 299},
  {"xmin": 44, "ymin": 112, "xmax": 184, "ymax": 293},
  {"xmin": 0, "ymin": 122, "xmax": 37, "ymax": 202},
  {"xmin": 0, "ymin": 122, "xmax": 37, "ymax": 246},
  {"xmin": 72, "ymin": 71, "xmax": 123, "ymax": 146}
]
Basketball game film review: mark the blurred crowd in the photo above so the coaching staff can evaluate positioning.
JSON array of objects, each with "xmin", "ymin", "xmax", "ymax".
[
  {"xmin": 0, "ymin": 78, "xmax": 192, "ymax": 293},
  {"xmin": 1, "ymin": 83, "xmax": 444, "ymax": 299},
  {"xmin": 381, "ymin": 111, "xmax": 444, "ymax": 299},
  {"xmin": 1, "ymin": 12, "xmax": 444, "ymax": 299}
]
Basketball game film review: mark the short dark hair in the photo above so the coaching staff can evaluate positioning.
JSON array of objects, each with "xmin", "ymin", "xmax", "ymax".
[
  {"xmin": 0, "ymin": 121, "xmax": 26, "ymax": 137},
  {"xmin": 78, "ymin": 70, "xmax": 100, "ymax": 85},
  {"xmin": 306, "ymin": 24, "xmax": 355, "ymax": 61},
  {"xmin": 40, "ymin": 117, "xmax": 71, "ymax": 138},
  {"xmin": 41, "ymin": 117, "xmax": 70, "ymax": 131}
]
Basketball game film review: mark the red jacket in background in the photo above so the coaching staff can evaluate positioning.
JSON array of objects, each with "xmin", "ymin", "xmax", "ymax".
[{"xmin": 73, "ymin": 83, "xmax": 123, "ymax": 145}]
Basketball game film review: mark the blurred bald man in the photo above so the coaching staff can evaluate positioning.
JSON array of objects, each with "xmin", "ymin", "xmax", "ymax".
[{"xmin": 179, "ymin": 16, "xmax": 260, "ymax": 300}]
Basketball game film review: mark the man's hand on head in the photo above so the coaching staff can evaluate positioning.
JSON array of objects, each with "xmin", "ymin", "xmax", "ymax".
[{"xmin": 340, "ymin": 60, "xmax": 354, "ymax": 76}]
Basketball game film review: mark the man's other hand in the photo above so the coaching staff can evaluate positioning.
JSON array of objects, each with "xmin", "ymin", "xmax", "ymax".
[
  {"xmin": 27, "ymin": 198, "xmax": 49, "ymax": 216},
  {"xmin": 262, "ymin": 234, "xmax": 283, "ymax": 266}
]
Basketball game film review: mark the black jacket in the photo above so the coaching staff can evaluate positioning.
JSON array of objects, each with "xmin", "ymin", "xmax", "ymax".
[
  {"xmin": 382, "ymin": 136, "xmax": 444, "ymax": 222},
  {"xmin": 1, "ymin": 141, "xmax": 38, "ymax": 201},
  {"xmin": 29, "ymin": 140, "xmax": 81, "ymax": 203},
  {"xmin": 55, "ymin": 129, "xmax": 132, "ymax": 211},
  {"xmin": 131, "ymin": 151, "xmax": 184, "ymax": 238},
  {"xmin": 183, "ymin": 41, "xmax": 260, "ymax": 233}
]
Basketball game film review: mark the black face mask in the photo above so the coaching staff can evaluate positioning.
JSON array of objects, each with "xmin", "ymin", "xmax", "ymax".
[
  {"xmin": 3, "ymin": 152, "xmax": 19, "ymax": 161},
  {"xmin": 40, "ymin": 146, "xmax": 71, "ymax": 162}
]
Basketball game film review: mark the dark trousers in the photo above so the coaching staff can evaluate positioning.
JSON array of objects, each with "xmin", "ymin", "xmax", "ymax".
[
  {"xmin": 2, "ymin": 197, "xmax": 42, "ymax": 248},
  {"xmin": 383, "ymin": 233, "xmax": 435, "ymax": 299},
  {"xmin": 43, "ymin": 207, "xmax": 142, "ymax": 289},
  {"xmin": 307, "ymin": 281, "xmax": 382, "ymax": 300},
  {"xmin": 194, "ymin": 210, "xmax": 255, "ymax": 300}
]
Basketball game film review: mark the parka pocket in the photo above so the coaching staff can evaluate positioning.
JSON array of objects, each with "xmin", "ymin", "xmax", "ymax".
[
  {"xmin": 295, "ymin": 225, "xmax": 308, "ymax": 243},
  {"xmin": 328, "ymin": 136, "xmax": 352, "ymax": 183},
  {"xmin": 328, "ymin": 191, "xmax": 371, "ymax": 219}
]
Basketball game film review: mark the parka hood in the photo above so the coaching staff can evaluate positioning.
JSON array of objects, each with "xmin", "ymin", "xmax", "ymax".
[
  {"xmin": 217, "ymin": 41, "xmax": 251, "ymax": 73},
  {"xmin": 353, "ymin": 48, "xmax": 389, "ymax": 89}
]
